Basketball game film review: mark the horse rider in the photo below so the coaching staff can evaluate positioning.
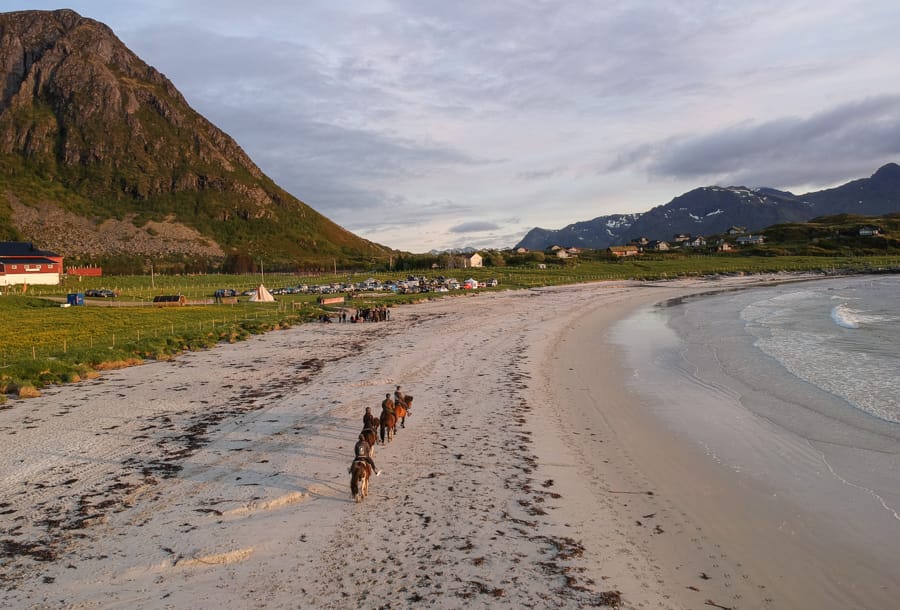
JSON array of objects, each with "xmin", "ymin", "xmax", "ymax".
[
  {"xmin": 394, "ymin": 385, "xmax": 409, "ymax": 410},
  {"xmin": 350, "ymin": 432, "xmax": 381, "ymax": 476},
  {"xmin": 363, "ymin": 406, "xmax": 377, "ymax": 429},
  {"xmin": 381, "ymin": 393, "xmax": 395, "ymax": 415}
]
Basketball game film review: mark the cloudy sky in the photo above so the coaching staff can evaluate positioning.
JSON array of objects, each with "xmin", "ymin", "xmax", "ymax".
[{"xmin": 10, "ymin": 1, "xmax": 900, "ymax": 251}]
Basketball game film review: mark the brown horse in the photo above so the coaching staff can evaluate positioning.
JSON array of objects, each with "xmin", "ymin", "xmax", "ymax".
[
  {"xmin": 360, "ymin": 427, "xmax": 377, "ymax": 455},
  {"xmin": 394, "ymin": 403, "xmax": 406, "ymax": 429},
  {"xmin": 379, "ymin": 410, "xmax": 397, "ymax": 444},
  {"xmin": 350, "ymin": 458, "xmax": 371, "ymax": 502},
  {"xmin": 395, "ymin": 395, "xmax": 413, "ymax": 428}
]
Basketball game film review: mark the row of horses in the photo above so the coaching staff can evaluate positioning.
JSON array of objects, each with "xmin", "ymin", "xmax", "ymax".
[{"xmin": 350, "ymin": 394, "xmax": 413, "ymax": 502}]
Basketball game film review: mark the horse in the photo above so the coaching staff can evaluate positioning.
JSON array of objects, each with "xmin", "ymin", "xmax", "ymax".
[
  {"xmin": 394, "ymin": 395, "xmax": 413, "ymax": 428},
  {"xmin": 350, "ymin": 458, "xmax": 372, "ymax": 502},
  {"xmin": 379, "ymin": 410, "xmax": 397, "ymax": 444},
  {"xmin": 394, "ymin": 403, "xmax": 406, "ymax": 429},
  {"xmin": 360, "ymin": 427, "xmax": 377, "ymax": 456}
]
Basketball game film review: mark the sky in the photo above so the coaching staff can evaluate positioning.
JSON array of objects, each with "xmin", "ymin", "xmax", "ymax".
[{"xmin": 8, "ymin": 1, "xmax": 900, "ymax": 252}]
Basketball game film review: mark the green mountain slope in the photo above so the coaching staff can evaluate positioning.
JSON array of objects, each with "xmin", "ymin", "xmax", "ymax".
[{"xmin": 0, "ymin": 9, "xmax": 391, "ymax": 267}]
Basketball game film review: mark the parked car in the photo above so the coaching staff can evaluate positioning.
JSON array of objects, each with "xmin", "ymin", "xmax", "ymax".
[
  {"xmin": 86, "ymin": 289, "xmax": 115, "ymax": 297},
  {"xmin": 214, "ymin": 288, "xmax": 237, "ymax": 298}
]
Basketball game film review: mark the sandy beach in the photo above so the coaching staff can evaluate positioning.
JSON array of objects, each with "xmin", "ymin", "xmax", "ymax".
[{"xmin": 1, "ymin": 276, "xmax": 893, "ymax": 609}]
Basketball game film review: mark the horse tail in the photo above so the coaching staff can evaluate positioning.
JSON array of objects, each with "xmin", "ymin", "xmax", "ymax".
[{"xmin": 350, "ymin": 467, "xmax": 360, "ymax": 498}]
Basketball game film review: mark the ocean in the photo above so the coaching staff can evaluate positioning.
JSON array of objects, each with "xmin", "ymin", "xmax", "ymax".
[
  {"xmin": 740, "ymin": 275, "xmax": 900, "ymax": 425},
  {"xmin": 609, "ymin": 274, "xmax": 900, "ymax": 604}
]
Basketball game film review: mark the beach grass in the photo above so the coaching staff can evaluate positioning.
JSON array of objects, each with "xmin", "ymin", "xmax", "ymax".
[{"xmin": 2, "ymin": 254, "xmax": 897, "ymax": 394}]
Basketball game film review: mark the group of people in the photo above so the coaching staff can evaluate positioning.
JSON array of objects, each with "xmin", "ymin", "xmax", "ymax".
[
  {"xmin": 349, "ymin": 385, "xmax": 411, "ymax": 477},
  {"xmin": 322, "ymin": 306, "xmax": 391, "ymax": 324},
  {"xmin": 352, "ymin": 306, "xmax": 390, "ymax": 323}
]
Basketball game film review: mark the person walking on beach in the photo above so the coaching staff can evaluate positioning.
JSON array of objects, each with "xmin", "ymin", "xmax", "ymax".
[{"xmin": 350, "ymin": 433, "xmax": 381, "ymax": 475}]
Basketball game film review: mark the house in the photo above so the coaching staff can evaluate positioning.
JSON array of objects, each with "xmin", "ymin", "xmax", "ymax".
[
  {"xmin": 685, "ymin": 236, "xmax": 707, "ymax": 248},
  {"xmin": 727, "ymin": 226, "xmax": 746, "ymax": 235},
  {"xmin": 515, "ymin": 247, "xmax": 529, "ymax": 254},
  {"xmin": 736, "ymin": 234, "xmax": 766, "ymax": 245},
  {"xmin": 555, "ymin": 249, "xmax": 569, "ymax": 259},
  {"xmin": 717, "ymin": 241, "xmax": 734, "ymax": 252},
  {"xmin": 607, "ymin": 245, "xmax": 640, "ymax": 257},
  {"xmin": 672, "ymin": 233, "xmax": 691, "ymax": 244},
  {"xmin": 646, "ymin": 240, "xmax": 670, "ymax": 251},
  {"xmin": 630, "ymin": 236, "xmax": 650, "ymax": 246},
  {"xmin": 465, "ymin": 253, "xmax": 483, "ymax": 268},
  {"xmin": 0, "ymin": 242, "xmax": 63, "ymax": 287},
  {"xmin": 858, "ymin": 225, "xmax": 883, "ymax": 237}
]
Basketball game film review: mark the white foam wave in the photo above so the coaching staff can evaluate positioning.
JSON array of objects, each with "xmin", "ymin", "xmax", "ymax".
[
  {"xmin": 831, "ymin": 304, "xmax": 860, "ymax": 329},
  {"xmin": 830, "ymin": 304, "xmax": 892, "ymax": 329}
]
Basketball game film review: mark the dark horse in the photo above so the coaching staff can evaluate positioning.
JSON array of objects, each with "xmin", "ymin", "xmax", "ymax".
[
  {"xmin": 350, "ymin": 458, "xmax": 372, "ymax": 502},
  {"xmin": 379, "ymin": 410, "xmax": 397, "ymax": 444},
  {"xmin": 360, "ymin": 426, "xmax": 377, "ymax": 455}
]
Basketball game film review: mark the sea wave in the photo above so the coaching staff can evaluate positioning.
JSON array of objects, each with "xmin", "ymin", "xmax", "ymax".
[
  {"xmin": 830, "ymin": 304, "xmax": 892, "ymax": 329},
  {"xmin": 831, "ymin": 304, "xmax": 860, "ymax": 329}
]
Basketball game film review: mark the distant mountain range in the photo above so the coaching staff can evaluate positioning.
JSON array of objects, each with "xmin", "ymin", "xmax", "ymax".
[
  {"xmin": 515, "ymin": 163, "xmax": 900, "ymax": 251},
  {"xmin": 0, "ymin": 9, "xmax": 391, "ymax": 267}
]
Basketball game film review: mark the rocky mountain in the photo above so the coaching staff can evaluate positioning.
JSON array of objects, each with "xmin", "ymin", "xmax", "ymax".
[
  {"xmin": 0, "ymin": 9, "xmax": 391, "ymax": 267},
  {"xmin": 515, "ymin": 214, "xmax": 641, "ymax": 251},
  {"xmin": 515, "ymin": 164, "xmax": 900, "ymax": 250}
]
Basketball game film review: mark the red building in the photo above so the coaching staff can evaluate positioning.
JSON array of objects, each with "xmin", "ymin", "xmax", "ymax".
[{"xmin": 0, "ymin": 242, "xmax": 64, "ymax": 287}]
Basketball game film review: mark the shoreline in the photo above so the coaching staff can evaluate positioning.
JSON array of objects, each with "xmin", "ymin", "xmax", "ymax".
[
  {"xmin": 551, "ymin": 277, "xmax": 899, "ymax": 609},
  {"xmin": 0, "ymin": 275, "xmax": 885, "ymax": 608}
]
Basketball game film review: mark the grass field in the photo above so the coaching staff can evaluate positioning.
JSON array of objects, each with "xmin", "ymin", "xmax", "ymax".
[{"xmin": 2, "ymin": 254, "xmax": 898, "ymax": 400}]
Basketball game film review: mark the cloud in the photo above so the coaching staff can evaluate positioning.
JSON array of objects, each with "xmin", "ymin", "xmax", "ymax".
[
  {"xmin": 518, "ymin": 167, "xmax": 565, "ymax": 181},
  {"xmin": 617, "ymin": 95, "xmax": 900, "ymax": 190},
  {"xmin": 448, "ymin": 221, "xmax": 501, "ymax": 233}
]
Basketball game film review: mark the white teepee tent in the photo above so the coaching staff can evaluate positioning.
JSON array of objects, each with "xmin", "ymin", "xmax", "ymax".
[{"xmin": 248, "ymin": 284, "xmax": 275, "ymax": 302}]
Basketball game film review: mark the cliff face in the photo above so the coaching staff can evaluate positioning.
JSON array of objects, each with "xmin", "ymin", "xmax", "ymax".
[{"xmin": 0, "ymin": 9, "xmax": 389, "ymax": 263}]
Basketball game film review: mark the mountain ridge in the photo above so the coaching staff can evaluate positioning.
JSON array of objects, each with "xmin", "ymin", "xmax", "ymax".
[{"xmin": 515, "ymin": 163, "xmax": 900, "ymax": 250}]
